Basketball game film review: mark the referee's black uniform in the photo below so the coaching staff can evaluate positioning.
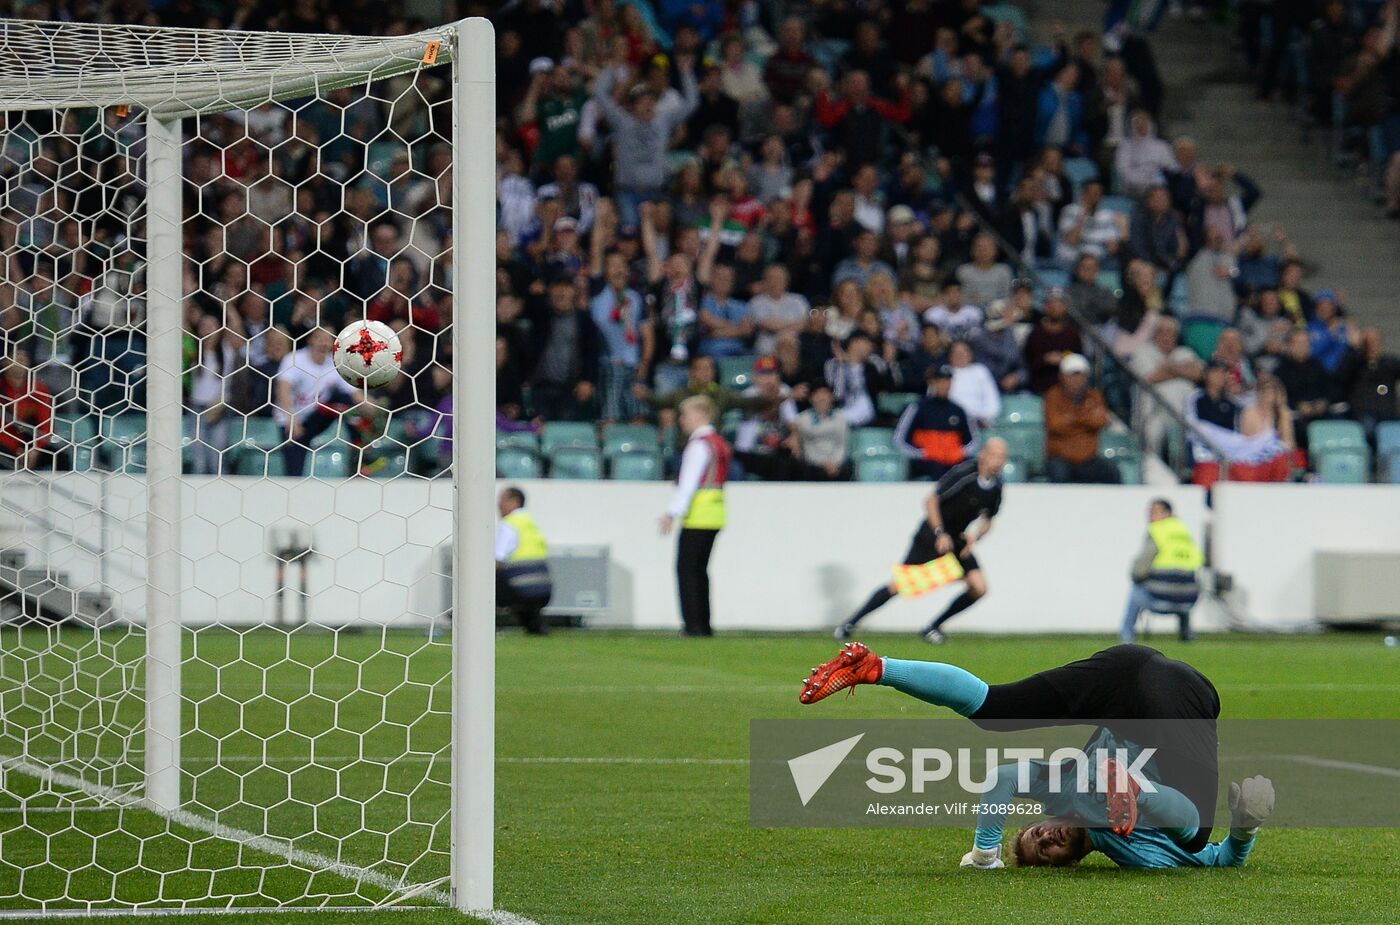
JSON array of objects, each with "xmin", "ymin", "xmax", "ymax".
[{"xmin": 838, "ymin": 458, "xmax": 1003, "ymax": 638}]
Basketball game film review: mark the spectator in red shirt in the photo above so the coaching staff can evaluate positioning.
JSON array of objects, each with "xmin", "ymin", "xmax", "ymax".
[
  {"xmin": 1024, "ymin": 288, "xmax": 1084, "ymax": 394},
  {"xmin": 0, "ymin": 352, "xmax": 57, "ymax": 471},
  {"xmin": 813, "ymin": 69, "xmax": 913, "ymax": 167}
]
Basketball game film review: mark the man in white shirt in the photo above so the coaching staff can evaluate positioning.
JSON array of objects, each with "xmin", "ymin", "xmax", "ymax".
[
  {"xmin": 748, "ymin": 264, "xmax": 810, "ymax": 356},
  {"xmin": 1056, "ymin": 180, "xmax": 1127, "ymax": 265},
  {"xmin": 660, "ymin": 395, "xmax": 732, "ymax": 636},
  {"xmin": 275, "ymin": 326, "xmax": 363, "ymax": 476}
]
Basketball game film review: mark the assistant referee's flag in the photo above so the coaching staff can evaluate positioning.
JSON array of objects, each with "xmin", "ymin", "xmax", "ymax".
[{"xmin": 891, "ymin": 554, "xmax": 965, "ymax": 597}]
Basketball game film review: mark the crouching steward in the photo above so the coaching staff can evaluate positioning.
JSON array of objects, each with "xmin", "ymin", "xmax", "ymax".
[
  {"xmin": 1120, "ymin": 498, "xmax": 1204, "ymax": 642},
  {"xmin": 496, "ymin": 486, "xmax": 553, "ymax": 635},
  {"xmin": 659, "ymin": 395, "xmax": 732, "ymax": 636}
]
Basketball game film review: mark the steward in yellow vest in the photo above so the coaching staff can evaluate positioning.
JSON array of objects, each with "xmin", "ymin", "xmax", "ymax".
[
  {"xmin": 497, "ymin": 486, "xmax": 552, "ymax": 635},
  {"xmin": 659, "ymin": 395, "xmax": 731, "ymax": 636},
  {"xmin": 1121, "ymin": 499, "xmax": 1204, "ymax": 643}
]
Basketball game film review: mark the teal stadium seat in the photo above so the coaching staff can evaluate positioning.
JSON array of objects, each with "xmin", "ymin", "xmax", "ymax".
[
  {"xmin": 849, "ymin": 427, "xmax": 896, "ymax": 459},
  {"xmin": 1317, "ymin": 449, "xmax": 1368, "ymax": 484},
  {"xmin": 1100, "ymin": 195, "xmax": 1135, "ymax": 216},
  {"xmin": 496, "ymin": 429, "xmax": 540, "ymax": 452},
  {"xmin": 984, "ymin": 423, "xmax": 1044, "ymax": 475},
  {"xmin": 610, "ymin": 449, "xmax": 663, "ymax": 481},
  {"xmin": 718, "ymin": 356, "xmax": 758, "ymax": 391},
  {"xmin": 603, "ymin": 423, "xmax": 659, "ymax": 457},
  {"xmin": 541, "ymin": 422, "xmax": 598, "ymax": 455},
  {"xmin": 999, "ymin": 394, "xmax": 1044, "ymax": 426},
  {"xmin": 855, "ymin": 455, "xmax": 908, "ymax": 481},
  {"xmin": 496, "ymin": 446, "xmax": 542, "ymax": 479},
  {"xmin": 1376, "ymin": 421, "xmax": 1400, "ymax": 482},
  {"xmin": 877, "ymin": 392, "xmax": 921, "ymax": 419},
  {"xmin": 1307, "ymin": 420, "xmax": 1367, "ymax": 469},
  {"xmin": 1182, "ymin": 317, "xmax": 1228, "ymax": 362},
  {"xmin": 1099, "ymin": 431, "xmax": 1144, "ymax": 484},
  {"xmin": 309, "ymin": 441, "xmax": 353, "ymax": 479},
  {"xmin": 1062, "ymin": 157, "xmax": 1100, "ymax": 194},
  {"xmin": 550, "ymin": 446, "xmax": 603, "ymax": 480},
  {"xmin": 100, "ymin": 413, "xmax": 146, "ymax": 472},
  {"xmin": 999, "ymin": 457, "xmax": 1029, "ymax": 483}
]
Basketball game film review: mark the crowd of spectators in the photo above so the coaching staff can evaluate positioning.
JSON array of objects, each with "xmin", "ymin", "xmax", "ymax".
[{"xmin": 2, "ymin": 0, "xmax": 1399, "ymax": 485}]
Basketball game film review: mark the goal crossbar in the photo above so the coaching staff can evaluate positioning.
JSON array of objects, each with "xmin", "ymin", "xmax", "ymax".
[{"xmin": 0, "ymin": 19, "xmax": 456, "ymax": 116}]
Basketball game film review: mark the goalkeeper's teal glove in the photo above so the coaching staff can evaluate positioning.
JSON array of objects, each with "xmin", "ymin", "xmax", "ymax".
[
  {"xmin": 1228, "ymin": 775, "xmax": 1276, "ymax": 840},
  {"xmin": 960, "ymin": 845, "xmax": 1004, "ymax": 869}
]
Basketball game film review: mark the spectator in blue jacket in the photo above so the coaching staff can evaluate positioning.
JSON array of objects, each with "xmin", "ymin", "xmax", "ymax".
[
  {"xmin": 1307, "ymin": 291, "xmax": 1356, "ymax": 376},
  {"xmin": 1035, "ymin": 63, "xmax": 1088, "ymax": 153}
]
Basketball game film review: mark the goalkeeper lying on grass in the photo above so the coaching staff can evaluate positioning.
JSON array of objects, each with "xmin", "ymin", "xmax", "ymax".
[
  {"xmin": 800, "ymin": 641, "xmax": 1275, "ymax": 868},
  {"xmin": 962, "ymin": 759, "xmax": 1275, "ymax": 869}
]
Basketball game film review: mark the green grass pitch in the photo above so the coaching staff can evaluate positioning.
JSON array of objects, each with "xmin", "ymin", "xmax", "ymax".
[{"xmin": 1, "ymin": 629, "xmax": 1397, "ymax": 924}]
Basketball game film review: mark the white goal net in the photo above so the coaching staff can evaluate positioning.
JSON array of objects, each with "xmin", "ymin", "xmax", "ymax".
[{"xmin": 0, "ymin": 17, "xmax": 496, "ymax": 916}]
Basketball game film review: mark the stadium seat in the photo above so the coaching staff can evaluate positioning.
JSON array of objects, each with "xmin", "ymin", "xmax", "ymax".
[
  {"xmin": 1308, "ymin": 420, "xmax": 1367, "ymax": 468},
  {"xmin": 1182, "ymin": 316, "xmax": 1228, "ymax": 362},
  {"xmin": 496, "ymin": 446, "xmax": 542, "ymax": 479},
  {"xmin": 984, "ymin": 423, "xmax": 1045, "ymax": 475},
  {"xmin": 1062, "ymin": 156, "xmax": 1100, "ymax": 193},
  {"xmin": 603, "ymin": 423, "xmax": 659, "ymax": 457},
  {"xmin": 855, "ymin": 455, "xmax": 908, "ymax": 481},
  {"xmin": 309, "ymin": 441, "xmax": 353, "ymax": 479},
  {"xmin": 999, "ymin": 394, "xmax": 1044, "ymax": 426},
  {"xmin": 541, "ymin": 421, "xmax": 598, "ymax": 455},
  {"xmin": 496, "ymin": 429, "xmax": 540, "ymax": 452},
  {"xmin": 550, "ymin": 446, "xmax": 603, "ymax": 480},
  {"xmin": 720, "ymin": 408, "xmax": 744, "ymax": 440},
  {"xmin": 610, "ymin": 449, "xmax": 663, "ymax": 481},
  {"xmin": 849, "ymin": 427, "xmax": 897, "ymax": 458},
  {"xmin": 877, "ymin": 392, "xmax": 921, "ymax": 419},
  {"xmin": 54, "ymin": 414, "xmax": 98, "ymax": 472},
  {"xmin": 100, "ymin": 413, "xmax": 147, "ymax": 472},
  {"xmin": 999, "ymin": 457, "xmax": 1029, "ymax": 483},
  {"xmin": 1100, "ymin": 431, "xmax": 1144, "ymax": 485},
  {"xmin": 1316, "ymin": 449, "xmax": 1369, "ymax": 484},
  {"xmin": 718, "ymin": 355, "xmax": 758, "ymax": 391},
  {"xmin": 234, "ymin": 446, "xmax": 288, "ymax": 477},
  {"xmin": 1376, "ymin": 421, "xmax": 1400, "ymax": 481},
  {"xmin": 1096, "ymin": 269, "xmax": 1122, "ymax": 294}
]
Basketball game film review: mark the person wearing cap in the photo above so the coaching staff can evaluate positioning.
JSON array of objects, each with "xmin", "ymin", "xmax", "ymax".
[
  {"xmin": 517, "ymin": 57, "xmax": 588, "ymax": 170},
  {"xmin": 882, "ymin": 204, "xmax": 923, "ymax": 273},
  {"xmin": 835, "ymin": 435, "xmax": 1009, "ymax": 643},
  {"xmin": 660, "ymin": 395, "xmax": 733, "ymax": 636},
  {"xmin": 1044, "ymin": 353, "xmax": 1120, "ymax": 484},
  {"xmin": 1024, "ymin": 287, "xmax": 1084, "ymax": 394},
  {"xmin": 732, "ymin": 356, "xmax": 800, "ymax": 480},
  {"xmin": 894, "ymin": 363, "xmax": 974, "ymax": 480},
  {"xmin": 1306, "ymin": 290, "xmax": 1354, "ymax": 375}
]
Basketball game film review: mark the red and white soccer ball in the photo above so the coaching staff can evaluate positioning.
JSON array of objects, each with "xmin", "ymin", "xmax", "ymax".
[{"xmin": 333, "ymin": 320, "xmax": 403, "ymax": 388}]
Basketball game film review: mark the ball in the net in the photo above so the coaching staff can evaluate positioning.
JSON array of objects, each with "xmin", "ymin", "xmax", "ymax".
[{"xmin": 333, "ymin": 320, "xmax": 403, "ymax": 388}]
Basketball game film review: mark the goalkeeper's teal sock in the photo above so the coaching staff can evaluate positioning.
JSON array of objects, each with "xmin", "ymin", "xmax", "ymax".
[{"xmin": 878, "ymin": 658, "xmax": 989, "ymax": 716}]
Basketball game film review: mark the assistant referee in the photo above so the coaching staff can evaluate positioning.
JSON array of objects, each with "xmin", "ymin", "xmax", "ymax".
[{"xmin": 836, "ymin": 437, "xmax": 1008, "ymax": 643}]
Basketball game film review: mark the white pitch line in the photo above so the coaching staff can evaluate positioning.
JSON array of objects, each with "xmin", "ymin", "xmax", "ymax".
[
  {"xmin": 1276, "ymin": 754, "xmax": 1400, "ymax": 779},
  {"xmin": 168, "ymin": 754, "xmax": 746, "ymax": 767}
]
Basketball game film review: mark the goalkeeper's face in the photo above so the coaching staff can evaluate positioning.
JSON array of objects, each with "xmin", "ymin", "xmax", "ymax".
[{"xmin": 1013, "ymin": 821, "xmax": 1090, "ymax": 867}]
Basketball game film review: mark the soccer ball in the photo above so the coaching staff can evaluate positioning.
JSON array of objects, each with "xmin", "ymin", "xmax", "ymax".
[{"xmin": 333, "ymin": 320, "xmax": 402, "ymax": 388}]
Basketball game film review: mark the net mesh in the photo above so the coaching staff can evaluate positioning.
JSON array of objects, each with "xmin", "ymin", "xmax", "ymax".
[{"xmin": 0, "ymin": 20, "xmax": 462, "ymax": 913}]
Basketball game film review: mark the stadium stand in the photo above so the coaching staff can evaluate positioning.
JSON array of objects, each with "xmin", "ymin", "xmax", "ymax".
[{"xmin": 3, "ymin": 0, "xmax": 1399, "ymax": 486}]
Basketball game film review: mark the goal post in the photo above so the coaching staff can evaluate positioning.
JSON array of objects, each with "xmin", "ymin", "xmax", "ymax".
[{"xmin": 0, "ymin": 16, "xmax": 496, "ymax": 917}]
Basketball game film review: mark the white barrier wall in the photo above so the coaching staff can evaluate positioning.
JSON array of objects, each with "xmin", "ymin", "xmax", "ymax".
[
  {"xmin": 1, "ymin": 474, "xmax": 1213, "ymax": 632},
  {"xmin": 1212, "ymin": 483, "xmax": 1400, "ymax": 627},
  {"xmin": 523, "ymin": 480, "xmax": 1211, "ymax": 633}
]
